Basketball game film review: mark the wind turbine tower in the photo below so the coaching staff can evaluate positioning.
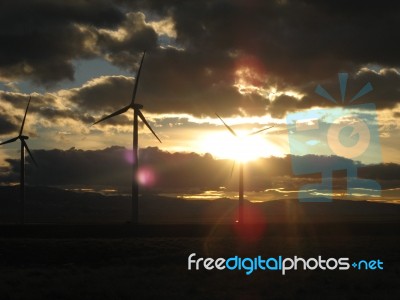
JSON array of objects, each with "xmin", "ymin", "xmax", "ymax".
[
  {"xmin": 0, "ymin": 96, "xmax": 38, "ymax": 224},
  {"xmin": 216, "ymin": 113, "xmax": 272, "ymax": 224},
  {"xmin": 93, "ymin": 51, "xmax": 161, "ymax": 224}
]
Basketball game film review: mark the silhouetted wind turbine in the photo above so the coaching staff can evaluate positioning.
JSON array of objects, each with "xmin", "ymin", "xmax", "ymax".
[
  {"xmin": 0, "ymin": 96, "xmax": 38, "ymax": 224},
  {"xmin": 215, "ymin": 113, "xmax": 272, "ymax": 224},
  {"xmin": 93, "ymin": 51, "xmax": 161, "ymax": 224}
]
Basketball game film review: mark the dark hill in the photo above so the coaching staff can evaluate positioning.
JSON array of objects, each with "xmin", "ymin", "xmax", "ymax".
[{"xmin": 0, "ymin": 186, "xmax": 399, "ymax": 224}]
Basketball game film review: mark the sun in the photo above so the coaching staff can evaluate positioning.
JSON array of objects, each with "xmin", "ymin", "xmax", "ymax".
[{"xmin": 198, "ymin": 130, "xmax": 281, "ymax": 162}]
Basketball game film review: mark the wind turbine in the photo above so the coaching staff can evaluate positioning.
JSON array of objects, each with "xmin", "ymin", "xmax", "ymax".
[
  {"xmin": 93, "ymin": 51, "xmax": 161, "ymax": 224},
  {"xmin": 215, "ymin": 113, "xmax": 272, "ymax": 224},
  {"xmin": 0, "ymin": 96, "xmax": 38, "ymax": 225}
]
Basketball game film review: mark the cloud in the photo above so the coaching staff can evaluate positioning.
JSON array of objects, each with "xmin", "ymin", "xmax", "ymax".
[
  {"xmin": 62, "ymin": 50, "xmax": 269, "ymax": 117},
  {"xmin": 0, "ymin": 91, "xmax": 94, "ymax": 127},
  {"xmin": 0, "ymin": 0, "xmax": 124, "ymax": 84},
  {"xmin": 110, "ymin": 1, "xmax": 400, "ymax": 117},
  {"xmin": 360, "ymin": 163, "xmax": 400, "ymax": 181},
  {"xmin": 300, "ymin": 69, "xmax": 400, "ymax": 110},
  {"xmin": 66, "ymin": 76, "xmax": 133, "ymax": 112},
  {"xmin": 1, "ymin": 146, "xmax": 399, "ymax": 194},
  {"xmin": 107, "ymin": 1, "xmax": 400, "ymax": 118},
  {"xmin": 0, "ymin": 2, "xmax": 163, "ymax": 86},
  {"xmin": 0, "ymin": 112, "xmax": 18, "ymax": 135},
  {"xmin": 1, "ymin": 0, "xmax": 400, "ymax": 120},
  {"xmin": 124, "ymin": 1, "xmax": 400, "ymax": 77},
  {"xmin": 96, "ymin": 12, "xmax": 158, "ymax": 69},
  {"xmin": 52, "ymin": 64, "xmax": 400, "ymax": 120},
  {"xmin": 2, "ymin": 146, "xmax": 230, "ymax": 192}
]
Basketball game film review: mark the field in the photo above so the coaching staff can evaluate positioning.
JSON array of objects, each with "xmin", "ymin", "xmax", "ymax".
[{"xmin": 0, "ymin": 222, "xmax": 399, "ymax": 299}]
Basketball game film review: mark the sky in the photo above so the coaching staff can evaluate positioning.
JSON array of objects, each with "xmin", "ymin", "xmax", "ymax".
[{"xmin": 0, "ymin": 0, "xmax": 400, "ymax": 200}]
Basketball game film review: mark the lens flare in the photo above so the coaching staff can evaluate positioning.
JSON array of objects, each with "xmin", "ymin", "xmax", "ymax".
[
  {"xmin": 234, "ymin": 205, "xmax": 267, "ymax": 243},
  {"xmin": 137, "ymin": 167, "xmax": 156, "ymax": 186},
  {"xmin": 124, "ymin": 149, "xmax": 135, "ymax": 164}
]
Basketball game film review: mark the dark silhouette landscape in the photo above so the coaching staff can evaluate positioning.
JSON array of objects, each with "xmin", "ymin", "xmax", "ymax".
[
  {"xmin": 0, "ymin": 187, "xmax": 399, "ymax": 299},
  {"xmin": 1, "ymin": 185, "xmax": 399, "ymax": 224}
]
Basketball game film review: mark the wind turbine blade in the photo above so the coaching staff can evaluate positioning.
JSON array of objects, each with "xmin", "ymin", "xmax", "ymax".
[
  {"xmin": 131, "ymin": 51, "xmax": 146, "ymax": 105},
  {"xmin": 0, "ymin": 136, "xmax": 19, "ymax": 145},
  {"xmin": 137, "ymin": 110, "xmax": 162, "ymax": 143},
  {"xmin": 247, "ymin": 125, "xmax": 274, "ymax": 136},
  {"xmin": 23, "ymin": 141, "xmax": 38, "ymax": 167},
  {"xmin": 92, "ymin": 105, "xmax": 130, "ymax": 126},
  {"xmin": 230, "ymin": 160, "xmax": 235, "ymax": 178},
  {"xmin": 19, "ymin": 96, "xmax": 32, "ymax": 136},
  {"xmin": 215, "ymin": 113, "xmax": 237, "ymax": 137},
  {"xmin": 0, "ymin": 136, "xmax": 18, "ymax": 145}
]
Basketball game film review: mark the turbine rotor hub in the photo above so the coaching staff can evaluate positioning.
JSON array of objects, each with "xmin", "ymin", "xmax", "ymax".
[{"xmin": 132, "ymin": 104, "xmax": 144, "ymax": 109}]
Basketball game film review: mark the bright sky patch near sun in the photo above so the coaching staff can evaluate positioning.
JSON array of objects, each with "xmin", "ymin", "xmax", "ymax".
[{"xmin": 197, "ymin": 129, "xmax": 283, "ymax": 162}]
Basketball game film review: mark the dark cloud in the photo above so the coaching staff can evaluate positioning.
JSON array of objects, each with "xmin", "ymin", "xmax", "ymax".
[
  {"xmin": 140, "ymin": 49, "xmax": 270, "ymax": 117},
  {"xmin": 37, "ymin": 107, "xmax": 96, "ymax": 124},
  {"xmin": 67, "ymin": 76, "xmax": 133, "ymax": 112},
  {"xmin": 96, "ymin": 12, "xmax": 158, "ymax": 69},
  {"xmin": 1, "ymin": 0, "xmax": 399, "ymax": 117},
  {"xmin": 348, "ymin": 69, "xmax": 400, "ymax": 110},
  {"xmin": 103, "ymin": 1, "xmax": 400, "ymax": 117},
  {"xmin": 359, "ymin": 163, "xmax": 400, "ymax": 181},
  {"xmin": 0, "ymin": 117, "xmax": 18, "ymax": 135},
  {"xmin": 62, "ymin": 59, "xmax": 400, "ymax": 119},
  {"xmin": 63, "ymin": 76, "xmax": 143, "ymax": 125},
  {"xmin": 0, "ymin": 0, "xmax": 124, "ymax": 84},
  {"xmin": 261, "ymin": 69, "xmax": 400, "ymax": 118},
  {"xmin": 64, "ymin": 51, "xmax": 270, "ymax": 117},
  {"xmin": 0, "ymin": 146, "xmax": 231, "ymax": 193},
  {"xmin": 1, "ymin": 146, "xmax": 398, "ymax": 193},
  {"xmin": 0, "ymin": 106, "xmax": 19, "ymax": 134},
  {"xmin": 0, "ymin": 92, "xmax": 51, "ymax": 110},
  {"xmin": 0, "ymin": 91, "xmax": 131, "ymax": 127},
  {"xmin": 124, "ymin": 0, "xmax": 400, "ymax": 79},
  {"xmin": 300, "ymin": 69, "xmax": 400, "ymax": 110},
  {"xmin": 0, "ymin": 88, "xmax": 142, "ymax": 130},
  {"xmin": 269, "ymin": 95, "xmax": 300, "ymax": 119}
]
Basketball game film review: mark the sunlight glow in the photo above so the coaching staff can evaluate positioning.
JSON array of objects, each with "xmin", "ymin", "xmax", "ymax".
[{"xmin": 198, "ymin": 130, "xmax": 282, "ymax": 162}]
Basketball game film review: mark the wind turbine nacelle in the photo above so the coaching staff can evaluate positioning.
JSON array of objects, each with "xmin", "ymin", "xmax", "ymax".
[
  {"xmin": 132, "ymin": 104, "xmax": 144, "ymax": 109},
  {"xmin": 20, "ymin": 135, "xmax": 29, "ymax": 140}
]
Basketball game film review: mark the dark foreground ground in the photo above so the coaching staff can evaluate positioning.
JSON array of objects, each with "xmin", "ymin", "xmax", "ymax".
[
  {"xmin": 0, "ymin": 222, "xmax": 399, "ymax": 299},
  {"xmin": 0, "ymin": 187, "xmax": 399, "ymax": 298}
]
